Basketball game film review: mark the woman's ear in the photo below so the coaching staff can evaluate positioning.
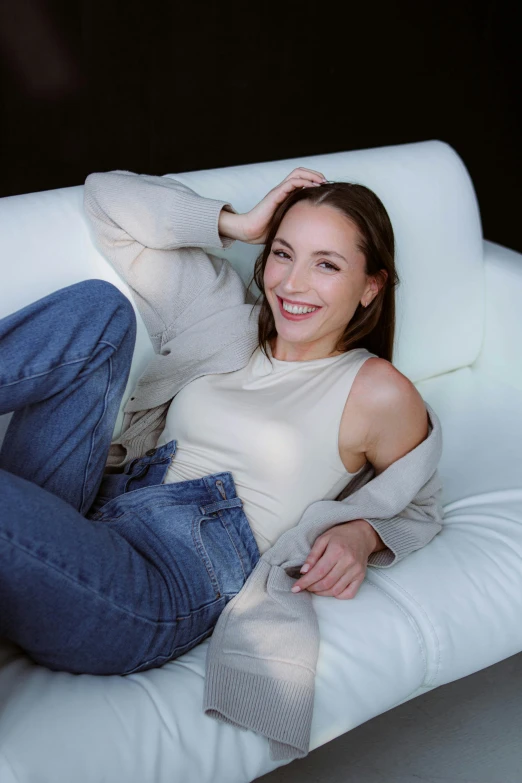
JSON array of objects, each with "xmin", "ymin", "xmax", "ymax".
[
  {"xmin": 376, "ymin": 268, "xmax": 388, "ymax": 291},
  {"xmin": 363, "ymin": 269, "xmax": 388, "ymax": 306}
]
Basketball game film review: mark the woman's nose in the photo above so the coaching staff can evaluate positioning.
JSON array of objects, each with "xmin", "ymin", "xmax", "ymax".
[{"xmin": 283, "ymin": 264, "xmax": 310, "ymax": 289}]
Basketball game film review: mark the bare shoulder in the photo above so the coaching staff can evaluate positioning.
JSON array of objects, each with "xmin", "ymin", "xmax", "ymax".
[{"xmin": 342, "ymin": 357, "xmax": 429, "ymax": 476}]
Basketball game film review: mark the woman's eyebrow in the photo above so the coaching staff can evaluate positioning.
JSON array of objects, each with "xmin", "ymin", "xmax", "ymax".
[{"xmin": 273, "ymin": 236, "xmax": 348, "ymax": 263}]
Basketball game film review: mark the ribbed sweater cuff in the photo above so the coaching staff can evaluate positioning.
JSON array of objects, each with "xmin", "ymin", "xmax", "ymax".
[
  {"xmin": 170, "ymin": 193, "xmax": 237, "ymax": 250},
  {"xmin": 204, "ymin": 663, "xmax": 313, "ymax": 760},
  {"xmin": 365, "ymin": 513, "xmax": 440, "ymax": 568}
]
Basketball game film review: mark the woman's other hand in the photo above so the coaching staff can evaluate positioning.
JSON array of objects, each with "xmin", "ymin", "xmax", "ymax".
[
  {"xmin": 290, "ymin": 519, "xmax": 381, "ymax": 600},
  {"xmin": 218, "ymin": 167, "xmax": 327, "ymax": 245}
]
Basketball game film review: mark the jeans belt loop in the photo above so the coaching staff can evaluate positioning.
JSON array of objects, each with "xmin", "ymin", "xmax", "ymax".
[{"xmin": 199, "ymin": 497, "xmax": 243, "ymax": 516}]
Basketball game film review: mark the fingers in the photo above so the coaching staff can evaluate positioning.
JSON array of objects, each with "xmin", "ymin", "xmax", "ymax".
[
  {"xmin": 269, "ymin": 168, "xmax": 329, "ymax": 211},
  {"xmin": 281, "ymin": 167, "xmax": 328, "ymax": 187},
  {"xmin": 285, "ymin": 166, "xmax": 323, "ymax": 177},
  {"xmin": 299, "ymin": 534, "xmax": 329, "ymax": 575},
  {"xmin": 243, "ymin": 168, "xmax": 328, "ymax": 244},
  {"xmin": 313, "ymin": 574, "xmax": 365, "ymax": 600},
  {"xmin": 293, "ymin": 533, "xmax": 331, "ymax": 591},
  {"xmin": 291, "ymin": 532, "xmax": 366, "ymax": 597},
  {"xmin": 292, "ymin": 542, "xmax": 344, "ymax": 592},
  {"xmin": 293, "ymin": 557, "xmax": 348, "ymax": 594},
  {"xmin": 337, "ymin": 577, "xmax": 365, "ymax": 599},
  {"xmin": 278, "ymin": 177, "xmax": 322, "ymax": 195}
]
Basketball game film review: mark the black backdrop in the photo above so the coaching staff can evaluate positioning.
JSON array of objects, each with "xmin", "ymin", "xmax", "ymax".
[{"xmin": 0, "ymin": 0, "xmax": 520, "ymax": 251}]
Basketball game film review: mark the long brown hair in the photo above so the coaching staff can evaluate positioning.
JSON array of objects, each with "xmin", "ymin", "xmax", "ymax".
[{"xmin": 245, "ymin": 181, "xmax": 399, "ymax": 364}]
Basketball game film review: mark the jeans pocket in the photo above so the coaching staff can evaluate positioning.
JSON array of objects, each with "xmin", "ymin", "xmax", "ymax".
[{"xmin": 194, "ymin": 512, "xmax": 250, "ymax": 600}]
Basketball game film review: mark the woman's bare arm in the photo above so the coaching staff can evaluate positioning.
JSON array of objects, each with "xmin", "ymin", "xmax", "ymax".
[
  {"xmin": 292, "ymin": 360, "xmax": 432, "ymax": 599},
  {"xmin": 360, "ymin": 359, "xmax": 429, "ymax": 475}
]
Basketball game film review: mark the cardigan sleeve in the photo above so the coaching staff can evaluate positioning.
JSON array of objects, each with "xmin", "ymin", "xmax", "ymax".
[
  {"xmin": 83, "ymin": 170, "xmax": 243, "ymax": 350},
  {"xmin": 364, "ymin": 468, "xmax": 444, "ymax": 567}
]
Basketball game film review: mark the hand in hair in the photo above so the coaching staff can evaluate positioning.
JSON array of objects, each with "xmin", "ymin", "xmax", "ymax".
[{"xmin": 218, "ymin": 167, "xmax": 327, "ymax": 245}]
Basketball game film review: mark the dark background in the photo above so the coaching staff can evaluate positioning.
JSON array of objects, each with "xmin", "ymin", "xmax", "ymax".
[{"xmin": 0, "ymin": 0, "xmax": 520, "ymax": 251}]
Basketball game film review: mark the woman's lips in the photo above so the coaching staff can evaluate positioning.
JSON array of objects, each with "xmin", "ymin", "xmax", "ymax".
[{"xmin": 276, "ymin": 296, "xmax": 322, "ymax": 321}]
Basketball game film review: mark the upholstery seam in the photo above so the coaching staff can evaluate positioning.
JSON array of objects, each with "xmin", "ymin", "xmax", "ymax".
[
  {"xmin": 365, "ymin": 580, "xmax": 428, "ymax": 682},
  {"xmin": 366, "ymin": 571, "xmax": 441, "ymax": 686},
  {"xmin": 0, "ymin": 752, "xmax": 19, "ymax": 783}
]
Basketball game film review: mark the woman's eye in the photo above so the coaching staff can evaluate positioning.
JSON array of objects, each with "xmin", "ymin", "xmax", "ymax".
[
  {"xmin": 273, "ymin": 250, "xmax": 339, "ymax": 271},
  {"xmin": 319, "ymin": 261, "xmax": 340, "ymax": 271}
]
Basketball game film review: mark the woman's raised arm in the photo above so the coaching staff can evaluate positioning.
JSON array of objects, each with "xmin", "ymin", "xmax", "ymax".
[
  {"xmin": 84, "ymin": 169, "xmax": 238, "ymax": 257},
  {"xmin": 82, "ymin": 167, "xmax": 327, "ymax": 351},
  {"xmin": 83, "ymin": 170, "xmax": 245, "ymax": 351}
]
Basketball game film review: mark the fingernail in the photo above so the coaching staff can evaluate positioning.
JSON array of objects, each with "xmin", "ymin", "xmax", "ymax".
[
  {"xmin": 291, "ymin": 586, "xmax": 301, "ymax": 593},
  {"xmin": 300, "ymin": 564, "xmax": 310, "ymax": 573}
]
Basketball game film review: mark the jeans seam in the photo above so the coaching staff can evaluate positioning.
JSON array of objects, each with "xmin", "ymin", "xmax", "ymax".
[
  {"xmin": 217, "ymin": 510, "xmax": 249, "ymax": 582},
  {"xmin": 1, "ymin": 356, "xmax": 93, "ymax": 388},
  {"xmin": 0, "ymin": 529, "xmax": 174, "ymax": 624},
  {"xmin": 192, "ymin": 516, "xmax": 222, "ymax": 598},
  {"xmin": 81, "ymin": 346, "xmax": 114, "ymax": 513},
  {"xmin": 122, "ymin": 619, "xmax": 220, "ymax": 675},
  {"xmin": 0, "ymin": 340, "xmax": 119, "ymax": 389}
]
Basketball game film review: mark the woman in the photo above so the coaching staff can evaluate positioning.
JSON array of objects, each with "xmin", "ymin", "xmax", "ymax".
[{"xmin": 0, "ymin": 167, "xmax": 432, "ymax": 676}]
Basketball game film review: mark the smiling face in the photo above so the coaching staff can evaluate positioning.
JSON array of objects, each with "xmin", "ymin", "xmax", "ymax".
[{"xmin": 263, "ymin": 201, "xmax": 381, "ymax": 361}]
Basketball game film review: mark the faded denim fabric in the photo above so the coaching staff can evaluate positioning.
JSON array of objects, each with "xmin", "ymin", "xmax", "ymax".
[{"xmin": 0, "ymin": 280, "xmax": 259, "ymax": 675}]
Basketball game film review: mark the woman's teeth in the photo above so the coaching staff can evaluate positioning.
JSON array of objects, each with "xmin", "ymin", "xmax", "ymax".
[{"xmin": 282, "ymin": 300, "xmax": 318, "ymax": 314}]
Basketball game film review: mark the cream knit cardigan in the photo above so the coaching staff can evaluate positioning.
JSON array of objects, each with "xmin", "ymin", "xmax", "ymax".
[{"xmin": 83, "ymin": 171, "xmax": 444, "ymax": 760}]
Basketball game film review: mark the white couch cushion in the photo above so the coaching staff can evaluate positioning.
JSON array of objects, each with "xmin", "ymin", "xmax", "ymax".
[
  {"xmin": 0, "ymin": 567, "xmax": 428, "ymax": 783},
  {"xmin": 1, "ymin": 140, "xmax": 520, "ymax": 783}
]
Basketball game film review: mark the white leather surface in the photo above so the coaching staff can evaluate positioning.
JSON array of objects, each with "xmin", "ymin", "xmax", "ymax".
[
  {"xmin": 473, "ymin": 240, "xmax": 522, "ymax": 392},
  {"xmin": 0, "ymin": 141, "xmax": 521, "ymax": 783},
  {"xmin": 0, "ymin": 579, "xmax": 425, "ymax": 783}
]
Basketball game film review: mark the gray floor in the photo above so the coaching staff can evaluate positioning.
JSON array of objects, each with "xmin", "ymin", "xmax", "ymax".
[{"xmin": 256, "ymin": 651, "xmax": 522, "ymax": 783}]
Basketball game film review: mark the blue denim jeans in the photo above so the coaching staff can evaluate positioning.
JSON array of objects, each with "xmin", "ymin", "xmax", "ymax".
[{"xmin": 0, "ymin": 279, "xmax": 260, "ymax": 675}]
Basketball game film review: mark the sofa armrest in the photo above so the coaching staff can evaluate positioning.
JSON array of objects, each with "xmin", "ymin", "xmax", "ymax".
[{"xmin": 472, "ymin": 240, "xmax": 522, "ymax": 391}]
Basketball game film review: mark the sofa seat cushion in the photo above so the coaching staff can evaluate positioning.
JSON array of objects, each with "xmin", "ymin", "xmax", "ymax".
[
  {"xmin": 0, "ymin": 571, "xmax": 426, "ymax": 783},
  {"xmin": 363, "ymin": 368, "xmax": 522, "ymax": 694}
]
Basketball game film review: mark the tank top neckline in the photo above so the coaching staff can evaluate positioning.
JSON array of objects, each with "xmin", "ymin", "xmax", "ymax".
[
  {"xmin": 259, "ymin": 342, "xmax": 369, "ymax": 477},
  {"xmin": 265, "ymin": 342, "xmax": 362, "ymax": 366}
]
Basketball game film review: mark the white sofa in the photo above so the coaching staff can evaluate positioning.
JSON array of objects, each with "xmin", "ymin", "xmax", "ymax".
[{"xmin": 0, "ymin": 140, "xmax": 521, "ymax": 783}]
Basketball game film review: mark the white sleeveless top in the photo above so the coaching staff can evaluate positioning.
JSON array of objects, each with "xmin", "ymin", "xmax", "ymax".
[{"xmin": 157, "ymin": 343, "xmax": 376, "ymax": 554}]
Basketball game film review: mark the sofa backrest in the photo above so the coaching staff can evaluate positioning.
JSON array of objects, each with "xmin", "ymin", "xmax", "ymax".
[{"xmin": 0, "ymin": 140, "xmax": 483, "ymax": 392}]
